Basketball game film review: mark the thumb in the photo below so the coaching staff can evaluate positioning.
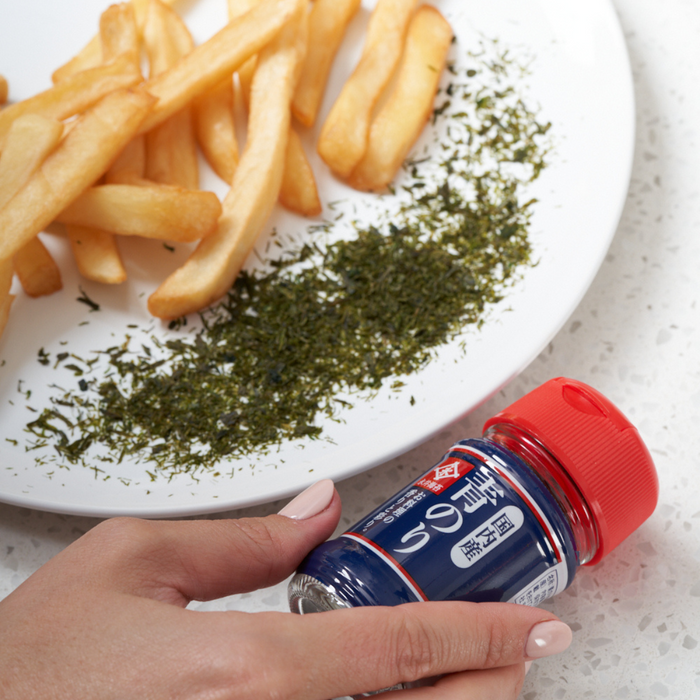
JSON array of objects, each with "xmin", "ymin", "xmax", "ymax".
[{"xmin": 60, "ymin": 480, "xmax": 340, "ymax": 605}]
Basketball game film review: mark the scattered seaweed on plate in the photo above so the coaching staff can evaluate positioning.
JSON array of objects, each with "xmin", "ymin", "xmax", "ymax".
[{"xmin": 24, "ymin": 45, "xmax": 552, "ymax": 478}]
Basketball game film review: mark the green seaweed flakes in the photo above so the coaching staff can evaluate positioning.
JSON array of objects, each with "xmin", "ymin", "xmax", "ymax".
[{"xmin": 24, "ymin": 48, "xmax": 552, "ymax": 478}]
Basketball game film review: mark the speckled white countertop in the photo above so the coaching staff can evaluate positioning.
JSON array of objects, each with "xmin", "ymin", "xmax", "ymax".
[{"xmin": 1, "ymin": 0, "xmax": 699, "ymax": 697}]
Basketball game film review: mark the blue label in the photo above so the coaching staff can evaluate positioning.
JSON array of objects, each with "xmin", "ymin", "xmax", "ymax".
[{"xmin": 342, "ymin": 442, "xmax": 572, "ymax": 604}]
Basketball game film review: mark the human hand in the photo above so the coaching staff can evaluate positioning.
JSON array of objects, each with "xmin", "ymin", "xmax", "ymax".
[{"xmin": 0, "ymin": 480, "xmax": 572, "ymax": 699}]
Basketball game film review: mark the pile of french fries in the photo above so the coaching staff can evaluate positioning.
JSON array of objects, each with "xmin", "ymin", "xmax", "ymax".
[{"xmin": 0, "ymin": 0, "xmax": 452, "ymax": 332}]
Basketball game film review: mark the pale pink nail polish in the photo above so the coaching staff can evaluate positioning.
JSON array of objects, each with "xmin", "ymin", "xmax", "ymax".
[
  {"xmin": 278, "ymin": 479, "xmax": 335, "ymax": 520},
  {"xmin": 525, "ymin": 621, "xmax": 573, "ymax": 659},
  {"xmin": 524, "ymin": 661, "xmax": 533, "ymax": 675}
]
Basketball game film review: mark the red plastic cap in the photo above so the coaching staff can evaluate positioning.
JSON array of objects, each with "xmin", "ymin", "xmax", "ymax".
[{"xmin": 483, "ymin": 377, "xmax": 659, "ymax": 565}]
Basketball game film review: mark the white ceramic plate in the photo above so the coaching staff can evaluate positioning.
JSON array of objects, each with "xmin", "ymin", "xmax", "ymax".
[{"xmin": 0, "ymin": 0, "xmax": 634, "ymax": 517}]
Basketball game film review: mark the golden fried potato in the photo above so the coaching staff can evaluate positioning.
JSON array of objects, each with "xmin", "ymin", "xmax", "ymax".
[
  {"xmin": 0, "ymin": 55, "xmax": 143, "ymax": 151},
  {"xmin": 51, "ymin": 0, "xmax": 181, "ymax": 83},
  {"xmin": 67, "ymin": 225, "xmax": 127, "ymax": 285},
  {"xmin": 0, "ymin": 259, "xmax": 14, "ymax": 339},
  {"xmin": 13, "ymin": 237, "xmax": 63, "ymax": 297},
  {"xmin": 148, "ymin": 2, "xmax": 308, "ymax": 319},
  {"xmin": 143, "ymin": 0, "xmax": 199, "ymax": 189},
  {"xmin": 0, "ymin": 114, "xmax": 66, "ymax": 299},
  {"xmin": 0, "ymin": 137, "xmax": 17, "ymax": 332},
  {"xmin": 0, "ymin": 89, "xmax": 155, "ymax": 261},
  {"xmin": 100, "ymin": 3, "xmax": 141, "ymax": 70},
  {"xmin": 279, "ymin": 127, "xmax": 321, "ymax": 217},
  {"xmin": 317, "ymin": 0, "xmax": 417, "ymax": 178},
  {"xmin": 57, "ymin": 184, "xmax": 222, "ymax": 242},
  {"xmin": 292, "ymin": 0, "xmax": 361, "ymax": 128},
  {"xmin": 137, "ymin": 0, "xmax": 304, "ymax": 134},
  {"xmin": 0, "ymin": 291, "xmax": 15, "ymax": 340},
  {"xmin": 193, "ymin": 79, "xmax": 239, "ymax": 185},
  {"xmin": 52, "ymin": 36, "xmax": 103, "ymax": 84},
  {"xmin": 145, "ymin": 109, "xmax": 199, "ymax": 189},
  {"xmin": 1, "ymin": 5, "xmax": 143, "ymax": 152},
  {"xmin": 144, "ymin": 0, "xmax": 193, "ymax": 75},
  {"xmin": 0, "ymin": 115, "xmax": 64, "ymax": 209},
  {"xmin": 0, "ymin": 260, "xmax": 12, "ymax": 298},
  {"xmin": 227, "ymin": 0, "xmax": 318, "ymax": 213},
  {"xmin": 227, "ymin": 0, "xmax": 261, "ymax": 109},
  {"xmin": 105, "ymin": 135, "xmax": 147, "ymax": 185},
  {"xmin": 348, "ymin": 5, "xmax": 452, "ymax": 192},
  {"xmin": 62, "ymin": 3, "xmax": 145, "ymax": 285}
]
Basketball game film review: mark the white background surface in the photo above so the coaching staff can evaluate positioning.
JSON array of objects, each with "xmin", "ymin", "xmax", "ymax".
[{"xmin": 1, "ymin": 0, "xmax": 700, "ymax": 698}]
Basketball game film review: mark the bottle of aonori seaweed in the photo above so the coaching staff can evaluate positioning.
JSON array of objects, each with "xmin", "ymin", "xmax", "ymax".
[{"xmin": 288, "ymin": 377, "xmax": 659, "ymax": 614}]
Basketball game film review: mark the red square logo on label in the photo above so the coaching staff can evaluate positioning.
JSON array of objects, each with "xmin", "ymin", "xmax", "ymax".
[{"xmin": 415, "ymin": 457, "xmax": 475, "ymax": 494}]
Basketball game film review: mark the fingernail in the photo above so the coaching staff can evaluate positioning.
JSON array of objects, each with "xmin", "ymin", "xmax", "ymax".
[
  {"xmin": 278, "ymin": 479, "xmax": 335, "ymax": 520},
  {"xmin": 525, "ymin": 621, "xmax": 572, "ymax": 659},
  {"xmin": 524, "ymin": 661, "xmax": 533, "ymax": 675}
]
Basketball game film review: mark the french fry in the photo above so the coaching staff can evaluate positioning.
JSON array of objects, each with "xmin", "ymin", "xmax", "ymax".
[
  {"xmin": 0, "ymin": 206, "xmax": 13, "ymax": 341},
  {"xmin": 51, "ymin": 0, "xmax": 180, "ymax": 83},
  {"xmin": 100, "ymin": 3, "xmax": 141, "ymax": 70},
  {"xmin": 143, "ymin": 0, "xmax": 199, "ymax": 189},
  {"xmin": 145, "ymin": 111, "xmax": 199, "ymax": 186},
  {"xmin": 0, "ymin": 55, "xmax": 143, "ymax": 151},
  {"xmin": 144, "ymin": 107, "xmax": 200, "ymax": 193},
  {"xmin": 0, "ymin": 114, "xmax": 65, "ymax": 298},
  {"xmin": 237, "ymin": 58, "xmax": 258, "ymax": 112},
  {"xmin": 0, "ymin": 293, "xmax": 14, "ymax": 337},
  {"xmin": 279, "ymin": 127, "xmax": 321, "ymax": 216},
  {"xmin": 0, "ymin": 115, "xmax": 64, "ymax": 209},
  {"xmin": 193, "ymin": 79, "xmax": 239, "ymax": 184},
  {"xmin": 131, "ymin": 0, "xmax": 154, "ymax": 30},
  {"xmin": 0, "ymin": 258, "xmax": 14, "ymax": 339},
  {"xmin": 102, "ymin": 4, "xmax": 149, "ymax": 187},
  {"xmin": 0, "ymin": 279, "xmax": 14, "ymax": 339},
  {"xmin": 348, "ymin": 5, "xmax": 452, "ymax": 192},
  {"xmin": 292, "ymin": 0, "xmax": 361, "ymax": 128},
  {"xmin": 65, "ymin": 3, "xmax": 145, "ymax": 286},
  {"xmin": 227, "ymin": 0, "xmax": 318, "ymax": 210},
  {"xmin": 227, "ymin": 0, "xmax": 261, "ymax": 109},
  {"xmin": 0, "ymin": 260, "xmax": 12, "ymax": 297},
  {"xmin": 0, "ymin": 75, "xmax": 8, "ymax": 105},
  {"xmin": 228, "ymin": 0, "xmax": 319, "ymax": 212},
  {"xmin": 67, "ymin": 225, "xmax": 127, "ymax": 284},
  {"xmin": 148, "ymin": 3, "xmax": 308, "ymax": 319},
  {"xmin": 137, "ymin": 0, "xmax": 304, "ymax": 134},
  {"xmin": 104, "ymin": 6, "xmax": 149, "ymax": 189},
  {"xmin": 144, "ymin": 0, "xmax": 193, "ymax": 75},
  {"xmin": 56, "ymin": 184, "xmax": 222, "ymax": 242},
  {"xmin": 105, "ymin": 134, "xmax": 147, "ymax": 184},
  {"xmin": 317, "ymin": 0, "xmax": 417, "ymax": 178},
  {"xmin": 101, "ymin": 6, "xmax": 147, "ymax": 189},
  {"xmin": 0, "ymin": 88, "xmax": 155, "ymax": 261},
  {"xmin": 52, "ymin": 36, "xmax": 104, "ymax": 84},
  {"xmin": 158, "ymin": 0, "xmax": 195, "ymax": 59},
  {"xmin": 0, "ymin": 116, "xmax": 63, "ymax": 297},
  {"xmin": 12, "ymin": 237, "xmax": 63, "ymax": 297}
]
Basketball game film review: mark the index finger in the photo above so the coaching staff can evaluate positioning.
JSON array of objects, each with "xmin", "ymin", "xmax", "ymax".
[{"xmin": 263, "ymin": 601, "xmax": 572, "ymax": 698}]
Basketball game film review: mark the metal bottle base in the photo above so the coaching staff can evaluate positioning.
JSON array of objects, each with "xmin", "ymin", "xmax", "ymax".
[
  {"xmin": 288, "ymin": 574, "xmax": 434, "ymax": 697},
  {"xmin": 288, "ymin": 573, "xmax": 353, "ymax": 614}
]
